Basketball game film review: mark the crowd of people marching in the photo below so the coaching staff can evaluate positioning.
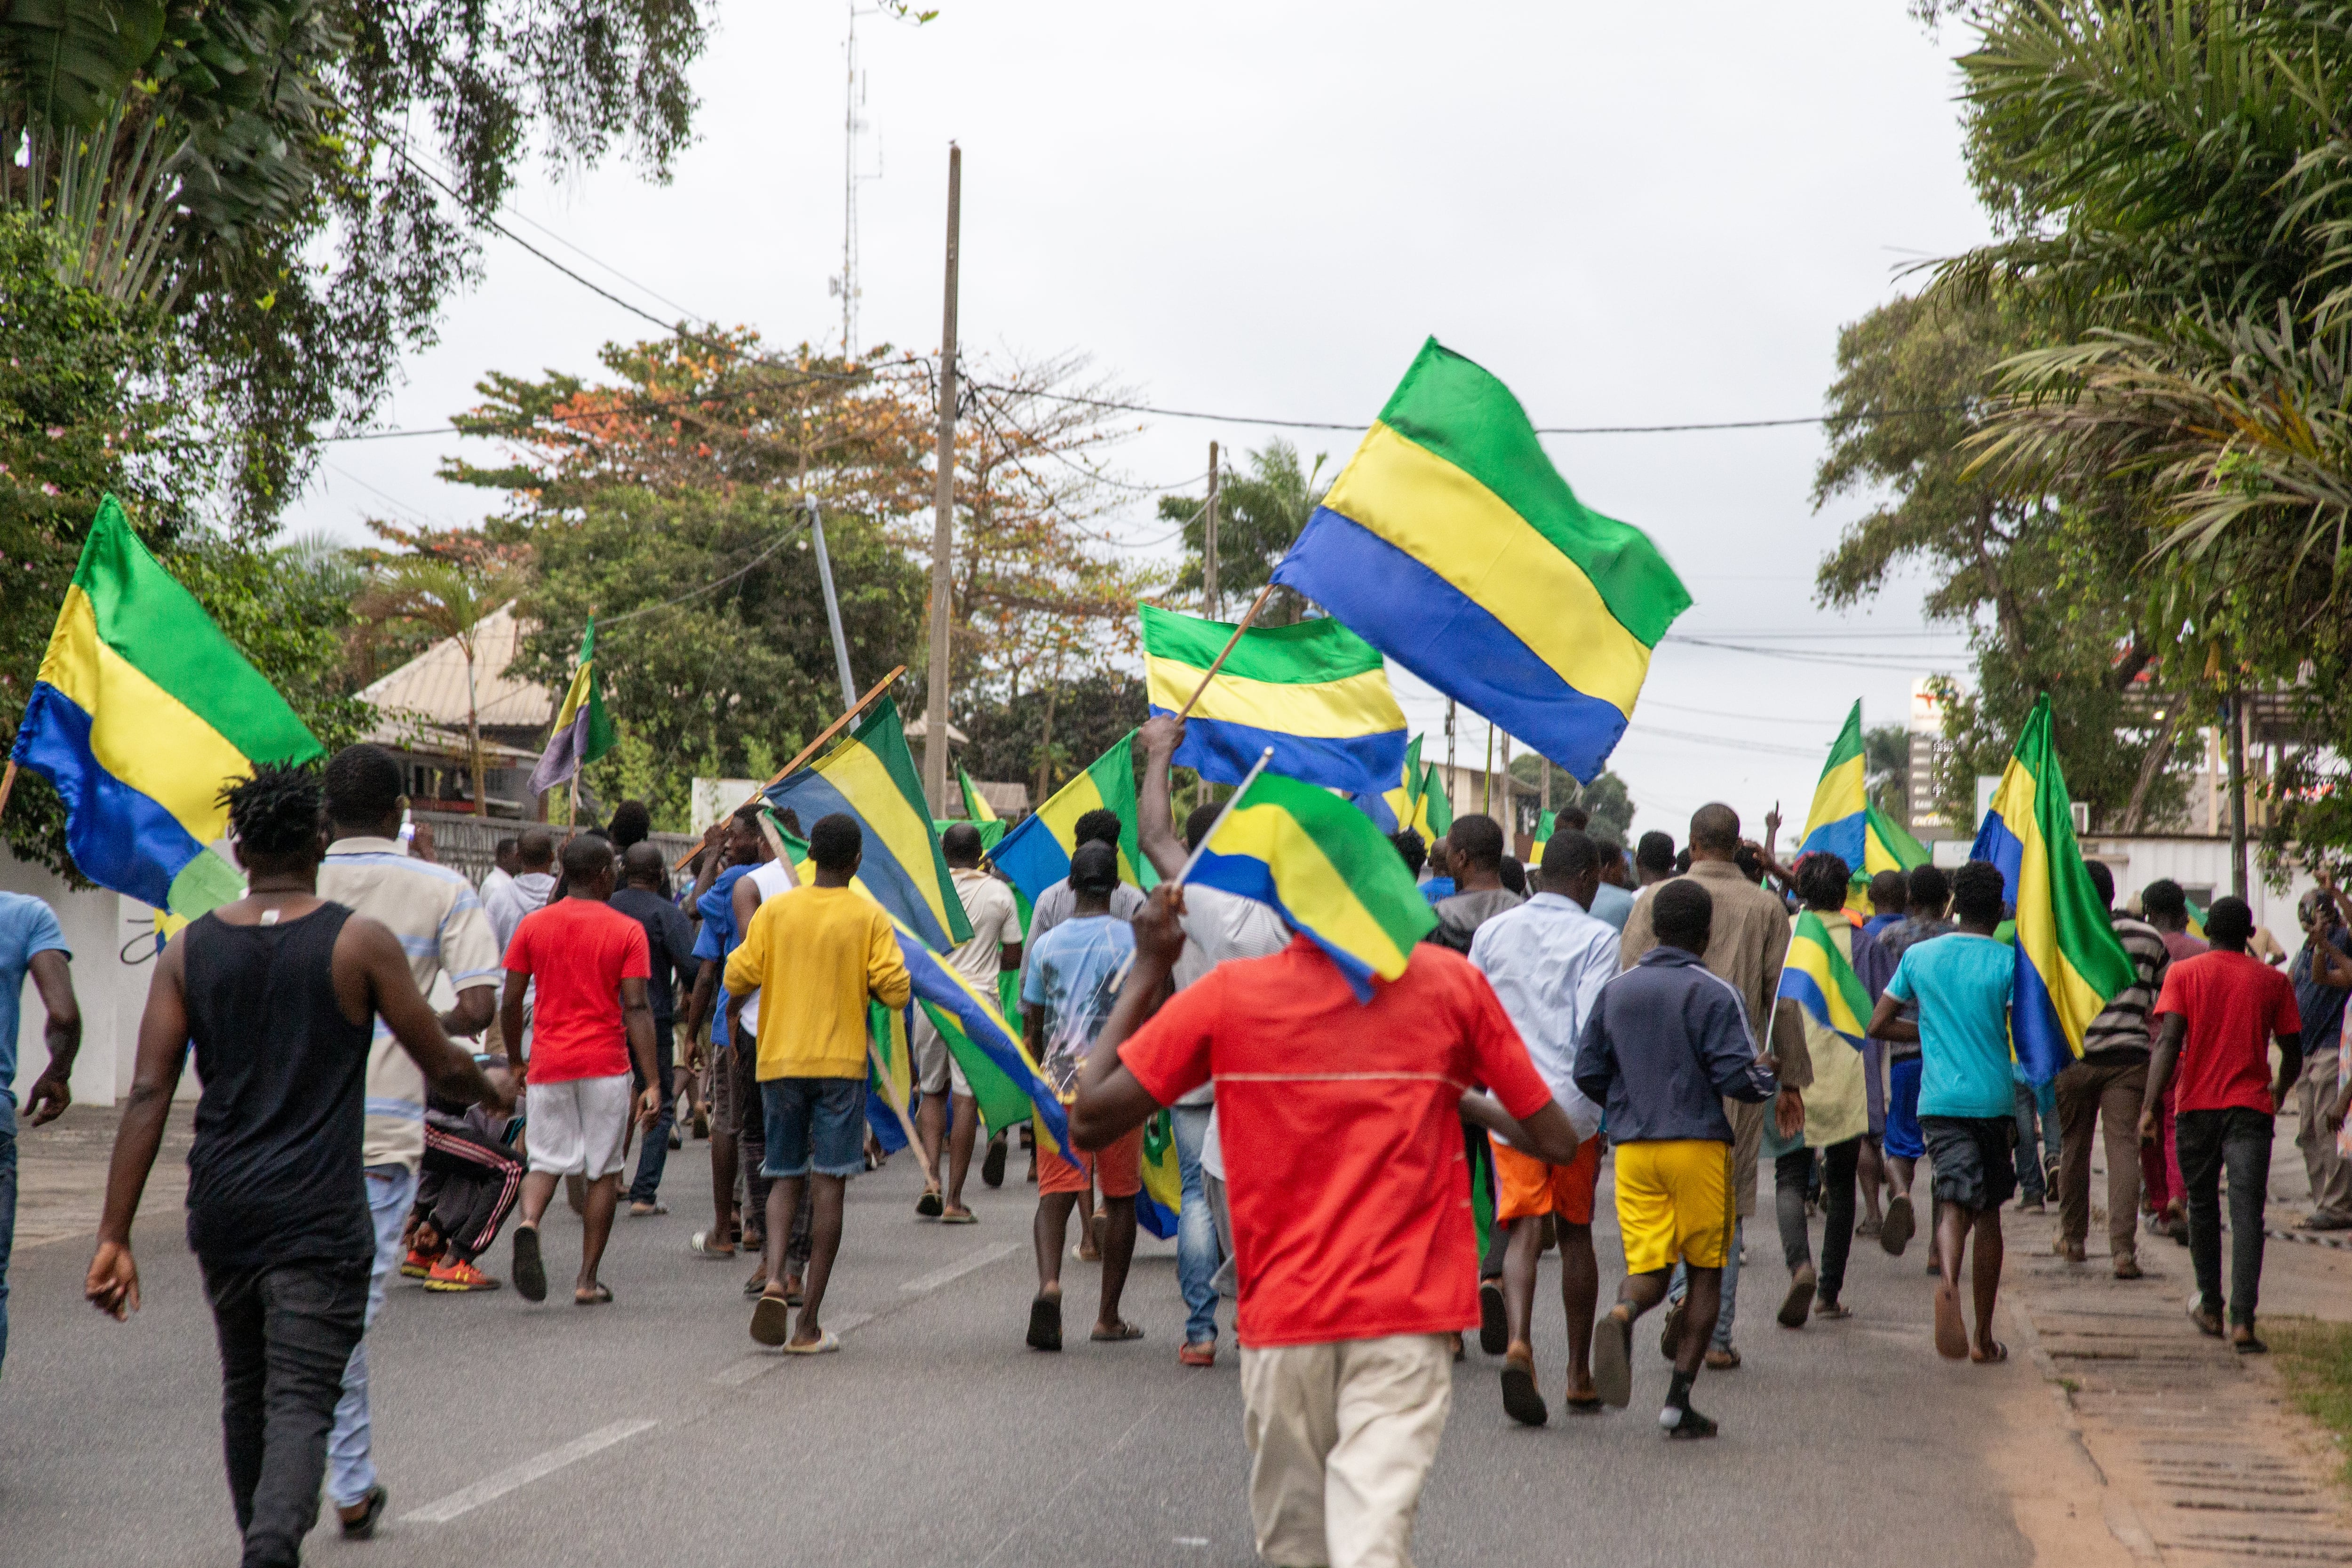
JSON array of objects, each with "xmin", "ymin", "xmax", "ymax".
[{"xmin": 2, "ymin": 717, "xmax": 2349, "ymax": 1568}]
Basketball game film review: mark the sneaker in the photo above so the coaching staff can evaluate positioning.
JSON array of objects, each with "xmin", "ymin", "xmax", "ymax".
[
  {"xmin": 424, "ymin": 1257, "xmax": 502, "ymax": 1292},
  {"xmin": 399, "ymin": 1247, "xmax": 441, "ymax": 1280}
]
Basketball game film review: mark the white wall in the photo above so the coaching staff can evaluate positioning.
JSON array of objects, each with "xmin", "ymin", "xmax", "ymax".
[
  {"xmin": 2078, "ymin": 835, "xmax": 2316, "ymax": 948},
  {"xmin": 3, "ymin": 849, "xmax": 188, "ymax": 1108}
]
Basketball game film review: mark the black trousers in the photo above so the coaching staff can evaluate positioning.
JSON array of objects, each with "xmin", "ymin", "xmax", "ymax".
[
  {"xmin": 200, "ymin": 1255, "xmax": 370, "ymax": 1568},
  {"xmin": 1776, "ymin": 1137, "xmax": 1862, "ymax": 1303},
  {"xmin": 418, "ymin": 1122, "xmax": 524, "ymax": 1264},
  {"xmin": 2177, "ymin": 1106, "xmax": 2275, "ymax": 1326}
]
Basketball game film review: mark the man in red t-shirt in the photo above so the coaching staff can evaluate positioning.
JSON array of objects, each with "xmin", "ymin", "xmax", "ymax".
[
  {"xmin": 2143, "ymin": 895, "xmax": 2302, "ymax": 1353},
  {"xmin": 498, "ymin": 836, "xmax": 660, "ymax": 1306},
  {"xmin": 1074, "ymin": 885, "xmax": 1575, "ymax": 1568}
]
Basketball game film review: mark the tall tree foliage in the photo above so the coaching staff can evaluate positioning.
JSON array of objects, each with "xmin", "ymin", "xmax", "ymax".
[{"xmin": 1156, "ymin": 439, "xmax": 1327, "ymax": 625}]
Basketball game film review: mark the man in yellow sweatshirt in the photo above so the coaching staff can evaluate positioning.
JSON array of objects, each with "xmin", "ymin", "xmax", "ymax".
[{"xmin": 724, "ymin": 812, "xmax": 910, "ymax": 1352}]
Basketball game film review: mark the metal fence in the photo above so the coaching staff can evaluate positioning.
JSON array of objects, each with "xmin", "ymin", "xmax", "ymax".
[{"xmin": 411, "ymin": 810, "xmax": 699, "ymax": 889}]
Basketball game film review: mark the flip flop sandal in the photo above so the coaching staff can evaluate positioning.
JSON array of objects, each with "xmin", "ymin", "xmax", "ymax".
[
  {"xmin": 750, "ymin": 1294, "xmax": 793, "ymax": 1347},
  {"xmin": 941, "ymin": 1209, "xmax": 977, "ymax": 1225},
  {"xmin": 1027, "ymin": 1295, "xmax": 1063, "ymax": 1352},
  {"xmin": 743, "ymin": 1268, "xmax": 770, "ymax": 1298},
  {"xmin": 1563, "ymin": 1392, "xmax": 1605, "ymax": 1415},
  {"xmin": 982, "ymin": 1138, "xmax": 1008, "ymax": 1188},
  {"xmin": 1591, "ymin": 1314, "xmax": 1634, "ymax": 1409},
  {"xmin": 1881, "ymin": 1195, "xmax": 1914, "ymax": 1257},
  {"xmin": 339, "ymin": 1484, "xmax": 389, "ymax": 1540},
  {"xmin": 2189, "ymin": 1301, "xmax": 2226, "ymax": 1338},
  {"xmin": 1659, "ymin": 1300, "xmax": 1687, "ymax": 1361},
  {"xmin": 1500, "ymin": 1361, "xmax": 1549, "ymax": 1428},
  {"xmin": 629, "ymin": 1202, "xmax": 668, "ymax": 1218},
  {"xmin": 1089, "ymin": 1320, "xmax": 1145, "ymax": 1343},
  {"xmin": 916, "ymin": 1189, "xmax": 945, "ymax": 1218},
  {"xmin": 782, "ymin": 1330, "xmax": 841, "ymax": 1355},
  {"xmin": 687, "ymin": 1230, "xmax": 737, "ymax": 1259},
  {"xmin": 512, "ymin": 1226, "xmax": 547, "ymax": 1303},
  {"xmin": 1971, "ymin": 1340, "xmax": 2008, "ymax": 1364},
  {"xmin": 575, "ymin": 1282, "xmax": 614, "ymax": 1305},
  {"xmin": 2234, "ymin": 1332, "xmax": 2270, "ymax": 1355},
  {"xmin": 1478, "ymin": 1281, "xmax": 1509, "ymax": 1356},
  {"xmin": 1814, "ymin": 1300, "xmax": 1853, "ymax": 1321},
  {"xmin": 1778, "ymin": 1272, "xmax": 1816, "ymax": 1329}
]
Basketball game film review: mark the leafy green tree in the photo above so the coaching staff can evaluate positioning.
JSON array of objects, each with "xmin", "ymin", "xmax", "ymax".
[
  {"xmin": 1865, "ymin": 723, "xmax": 1911, "ymax": 823},
  {"xmin": 1507, "ymin": 756, "xmax": 1636, "ymax": 844},
  {"xmin": 1157, "ymin": 439, "xmax": 1327, "ymax": 624},
  {"xmin": 2, "ymin": 0, "xmax": 712, "ymax": 529}
]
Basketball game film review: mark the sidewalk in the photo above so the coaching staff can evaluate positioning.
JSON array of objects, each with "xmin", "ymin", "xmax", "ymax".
[
  {"xmin": 11, "ymin": 1102, "xmax": 192, "ymax": 1251},
  {"xmin": 2000, "ymin": 1106, "xmax": 2352, "ymax": 1566}
]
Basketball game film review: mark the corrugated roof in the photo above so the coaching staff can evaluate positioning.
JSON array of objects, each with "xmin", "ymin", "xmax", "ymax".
[
  {"xmin": 974, "ymin": 780, "xmax": 1029, "ymax": 815},
  {"xmin": 357, "ymin": 603, "xmax": 554, "ymax": 731}
]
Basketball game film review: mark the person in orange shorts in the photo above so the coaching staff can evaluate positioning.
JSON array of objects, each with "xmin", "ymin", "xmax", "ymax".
[
  {"xmin": 1021, "ymin": 843, "xmax": 1145, "ymax": 1351},
  {"xmin": 1470, "ymin": 830, "xmax": 1618, "ymax": 1425}
]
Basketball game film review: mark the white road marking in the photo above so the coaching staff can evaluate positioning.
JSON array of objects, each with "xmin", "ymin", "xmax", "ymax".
[
  {"xmin": 401, "ymin": 1418, "xmax": 659, "ymax": 1523},
  {"xmin": 900, "ymin": 1241, "xmax": 1021, "ymax": 1295}
]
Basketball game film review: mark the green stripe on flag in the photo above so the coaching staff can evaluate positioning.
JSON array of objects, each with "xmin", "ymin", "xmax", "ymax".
[
  {"xmin": 1375, "ymin": 340, "xmax": 1692, "ymax": 646},
  {"xmin": 1138, "ymin": 603, "xmax": 1386, "ymax": 683},
  {"xmin": 72, "ymin": 496, "xmax": 322, "ymax": 764}
]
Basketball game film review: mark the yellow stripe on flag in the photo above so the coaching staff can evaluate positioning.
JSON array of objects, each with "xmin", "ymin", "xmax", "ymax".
[
  {"xmin": 824, "ymin": 738, "xmax": 959, "ymax": 939},
  {"xmin": 1142, "ymin": 655, "xmax": 1406, "ymax": 740},
  {"xmin": 1321, "ymin": 422, "xmax": 1654, "ymax": 715},
  {"xmin": 1209, "ymin": 797, "xmax": 1414, "ymax": 981}
]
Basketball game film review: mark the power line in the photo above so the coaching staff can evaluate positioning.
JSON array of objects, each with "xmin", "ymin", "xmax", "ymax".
[{"xmin": 1660, "ymin": 635, "xmax": 1964, "ymax": 669}]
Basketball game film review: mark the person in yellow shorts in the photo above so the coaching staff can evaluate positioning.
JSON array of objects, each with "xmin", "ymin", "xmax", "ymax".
[{"xmin": 1573, "ymin": 879, "xmax": 1794, "ymax": 1438}]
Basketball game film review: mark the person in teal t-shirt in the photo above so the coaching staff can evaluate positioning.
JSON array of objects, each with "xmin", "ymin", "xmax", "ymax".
[{"xmin": 1869, "ymin": 860, "xmax": 2017, "ymax": 1367}]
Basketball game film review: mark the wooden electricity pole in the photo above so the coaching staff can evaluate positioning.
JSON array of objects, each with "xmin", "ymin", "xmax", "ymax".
[
  {"xmin": 1204, "ymin": 441, "xmax": 1221, "ymax": 621},
  {"xmin": 922, "ymin": 142, "xmax": 961, "ymax": 815}
]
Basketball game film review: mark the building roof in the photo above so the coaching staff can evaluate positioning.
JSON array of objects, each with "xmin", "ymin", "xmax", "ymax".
[
  {"xmin": 357, "ymin": 603, "xmax": 554, "ymax": 732},
  {"xmin": 973, "ymin": 780, "xmax": 1029, "ymax": 816}
]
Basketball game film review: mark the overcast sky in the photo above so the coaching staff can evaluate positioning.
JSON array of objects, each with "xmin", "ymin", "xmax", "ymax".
[{"xmin": 294, "ymin": 0, "xmax": 1992, "ymax": 845}]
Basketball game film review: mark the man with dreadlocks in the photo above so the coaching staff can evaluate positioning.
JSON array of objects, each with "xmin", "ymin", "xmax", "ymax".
[{"xmin": 85, "ymin": 764, "xmax": 514, "ymax": 1568}]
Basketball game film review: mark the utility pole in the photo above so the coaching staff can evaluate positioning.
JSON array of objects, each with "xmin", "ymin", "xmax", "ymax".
[
  {"xmin": 2227, "ymin": 690, "xmax": 2249, "ymax": 900},
  {"xmin": 922, "ymin": 143, "xmax": 961, "ymax": 815},
  {"xmin": 807, "ymin": 496, "xmax": 857, "ymax": 712},
  {"xmin": 1203, "ymin": 441, "xmax": 1221, "ymax": 620}
]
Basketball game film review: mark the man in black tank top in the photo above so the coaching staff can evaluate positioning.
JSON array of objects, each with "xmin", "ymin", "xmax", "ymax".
[{"xmin": 85, "ymin": 765, "xmax": 512, "ymax": 1568}]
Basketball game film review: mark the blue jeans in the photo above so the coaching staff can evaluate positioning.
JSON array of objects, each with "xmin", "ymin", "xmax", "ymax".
[
  {"xmin": 0, "ymin": 1111, "xmax": 16, "ymax": 1378},
  {"xmin": 2014, "ymin": 1081, "xmax": 2060, "ymax": 1203},
  {"xmin": 327, "ymin": 1162, "xmax": 419, "ymax": 1508},
  {"xmin": 761, "ymin": 1077, "xmax": 867, "ymax": 1179},
  {"xmin": 1171, "ymin": 1104, "xmax": 1221, "ymax": 1345},
  {"xmin": 628, "ymin": 1021, "xmax": 676, "ymax": 1204}
]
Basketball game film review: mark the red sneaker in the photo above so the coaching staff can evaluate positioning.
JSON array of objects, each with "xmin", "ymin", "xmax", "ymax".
[
  {"xmin": 1179, "ymin": 1340, "xmax": 1216, "ymax": 1368},
  {"xmin": 424, "ymin": 1257, "xmax": 502, "ymax": 1292},
  {"xmin": 399, "ymin": 1247, "xmax": 442, "ymax": 1280}
]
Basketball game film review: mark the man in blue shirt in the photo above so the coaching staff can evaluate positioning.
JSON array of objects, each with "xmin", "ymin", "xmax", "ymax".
[
  {"xmin": 1868, "ymin": 859, "xmax": 2017, "ymax": 1365},
  {"xmin": 0, "ymin": 890, "xmax": 79, "ymax": 1378},
  {"xmin": 679, "ymin": 807, "xmax": 772, "ymax": 1262}
]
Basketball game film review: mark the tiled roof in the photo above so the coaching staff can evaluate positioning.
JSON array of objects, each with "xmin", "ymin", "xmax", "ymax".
[{"xmin": 357, "ymin": 603, "xmax": 554, "ymax": 730}]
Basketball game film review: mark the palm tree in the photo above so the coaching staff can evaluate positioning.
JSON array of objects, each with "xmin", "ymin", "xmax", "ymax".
[{"xmin": 357, "ymin": 561, "xmax": 517, "ymax": 816}]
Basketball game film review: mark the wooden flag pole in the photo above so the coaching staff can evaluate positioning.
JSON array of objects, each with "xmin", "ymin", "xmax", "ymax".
[
  {"xmin": 1176, "ymin": 581, "xmax": 1277, "ymax": 721},
  {"xmin": 1171, "ymin": 747, "xmax": 1275, "ymax": 888},
  {"xmin": 867, "ymin": 1035, "xmax": 924, "ymax": 1150},
  {"xmin": 0, "ymin": 760, "xmax": 16, "ymax": 823},
  {"xmin": 669, "ymin": 664, "xmax": 908, "ymax": 873}
]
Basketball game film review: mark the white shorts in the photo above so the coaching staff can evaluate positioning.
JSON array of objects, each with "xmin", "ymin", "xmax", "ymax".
[
  {"xmin": 524, "ymin": 1073, "xmax": 634, "ymax": 1178},
  {"xmin": 912, "ymin": 1013, "xmax": 970, "ymax": 1098}
]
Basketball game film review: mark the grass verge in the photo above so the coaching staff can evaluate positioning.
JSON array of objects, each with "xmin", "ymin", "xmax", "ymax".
[{"xmin": 2266, "ymin": 1316, "xmax": 2352, "ymax": 1487}]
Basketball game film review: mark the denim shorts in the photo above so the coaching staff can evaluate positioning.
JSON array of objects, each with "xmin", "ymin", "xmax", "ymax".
[{"xmin": 760, "ymin": 1077, "xmax": 867, "ymax": 1179}]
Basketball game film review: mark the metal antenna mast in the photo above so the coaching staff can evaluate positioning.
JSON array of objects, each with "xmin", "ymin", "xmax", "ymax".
[{"xmin": 833, "ymin": 6, "xmax": 880, "ymax": 356}]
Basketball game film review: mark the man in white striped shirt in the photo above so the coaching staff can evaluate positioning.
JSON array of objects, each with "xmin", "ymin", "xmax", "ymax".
[{"xmin": 314, "ymin": 746, "xmax": 503, "ymax": 1536}]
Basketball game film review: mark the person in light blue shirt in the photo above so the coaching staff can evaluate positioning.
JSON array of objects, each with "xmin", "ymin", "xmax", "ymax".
[
  {"xmin": 1868, "ymin": 859, "xmax": 2018, "ymax": 1364},
  {"xmin": 1587, "ymin": 839, "xmax": 1637, "ymax": 933},
  {"xmin": 0, "ymin": 890, "xmax": 80, "ymax": 1378},
  {"xmin": 1470, "ymin": 830, "xmax": 1617, "ymax": 1424}
]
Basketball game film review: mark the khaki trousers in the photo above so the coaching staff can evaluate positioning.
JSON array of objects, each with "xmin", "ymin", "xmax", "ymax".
[
  {"xmin": 2296, "ymin": 1048, "xmax": 2352, "ymax": 1222},
  {"xmin": 2056, "ymin": 1059, "xmax": 2146, "ymax": 1258},
  {"xmin": 1239, "ymin": 1334, "xmax": 1452, "ymax": 1568}
]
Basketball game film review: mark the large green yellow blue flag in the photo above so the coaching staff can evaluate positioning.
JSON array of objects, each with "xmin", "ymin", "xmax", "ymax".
[
  {"xmin": 1796, "ymin": 700, "xmax": 1930, "ymax": 895},
  {"xmin": 1141, "ymin": 604, "xmax": 1406, "ymax": 795},
  {"xmin": 988, "ymin": 732, "xmax": 1158, "ymax": 905},
  {"xmin": 1271, "ymin": 339, "xmax": 1691, "ymax": 782},
  {"xmin": 1969, "ymin": 695, "xmax": 2136, "ymax": 1083},
  {"xmin": 1191, "ymin": 769, "xmax": 1437, "ymax": 1000},
  {"xmin": 766, "ymin": 697, "xmax": 972, "ymax": 953},
  {"xmin": 10, "ymin": 496, "xmax": 320, "ymax": 917},
  {"xmin": 956, "ymin": 764, "xmax": 997, "ymax": 823}
]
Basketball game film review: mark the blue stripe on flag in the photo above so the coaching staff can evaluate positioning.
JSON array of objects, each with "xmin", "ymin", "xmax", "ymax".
[
  {"xmin": 1796, "ymin": 812, "xmax": 1867, "ymax": 870},
  {"xmin": 1153, "ymin": 707, "xmax": 1406, "ymax": 796},
  {"xmin": 10, "ymin": 681, "xmax": 201, "ymax": 909},
  {"xmin": 987, "ymin": 810, "xmax": 1073, "ymax": 907},
  {"xmin": 1188, "ymin": 845, "xmax": 1370, "ymax": 1000},
  {"xmin": 767, "ymin": 769, "xmax": 955, "ymax": 951}
]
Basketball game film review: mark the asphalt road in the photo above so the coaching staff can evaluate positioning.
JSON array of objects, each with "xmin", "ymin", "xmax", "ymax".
[{"xmin": 1, "ymin": 1133, "xmax": 2034, "ymax": 1567}]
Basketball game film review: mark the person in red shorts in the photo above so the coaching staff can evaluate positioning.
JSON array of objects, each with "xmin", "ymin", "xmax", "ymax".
[
  {"xmin": 497, "ymin": 836, "xmax": 660, "ymax": 1306},
  {"xmin": 1073, "ymin": 884, "xmax": 1577, "ymax": 1568},
  {"xmin": 1468, "ymin": 829, "xmax": 1616, "ymax": 1426},
  {"xmin": 1021, "ymin": 843, "xmax": 1144, "ymax": 1351}
]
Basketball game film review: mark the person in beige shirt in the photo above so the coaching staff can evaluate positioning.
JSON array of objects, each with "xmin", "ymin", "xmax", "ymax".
[{"xmin": 1619, "ymin": 802, "xmax": 1807, "ymax": 1369}]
